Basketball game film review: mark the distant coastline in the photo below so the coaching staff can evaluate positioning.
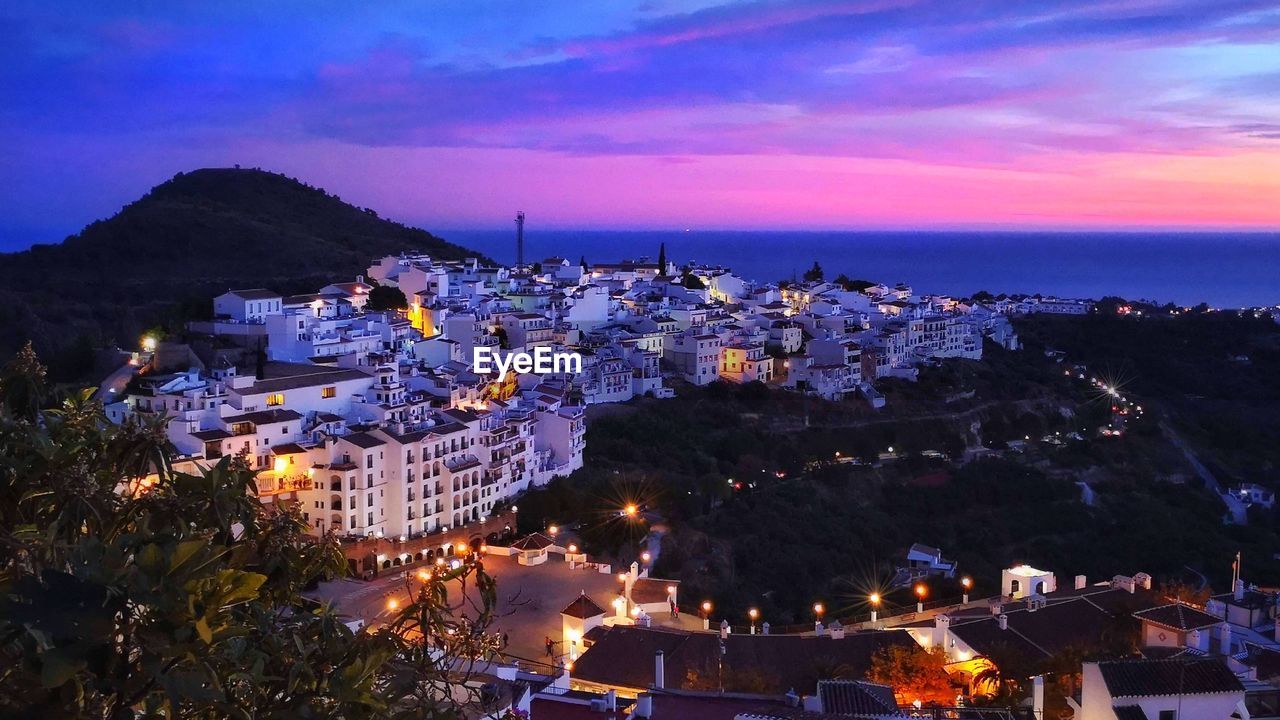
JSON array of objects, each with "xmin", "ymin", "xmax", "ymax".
[{"xmin": 444, "ymin": 229, "xmax": 1280, "ymax": 310}]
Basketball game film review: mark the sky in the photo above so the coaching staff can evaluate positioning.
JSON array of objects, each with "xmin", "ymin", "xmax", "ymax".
[{"xmin": 2, "ymin": 0, "xmax": 1279, "ymax": 247}]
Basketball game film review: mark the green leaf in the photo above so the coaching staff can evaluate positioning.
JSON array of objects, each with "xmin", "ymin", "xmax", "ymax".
[
  {"xmin": 40, "ymin": 648, "xmax": 85, "ymax": 688},
  {"xmin": 169, "ymin": 539, "xmax": 205, "ymax": 573}
]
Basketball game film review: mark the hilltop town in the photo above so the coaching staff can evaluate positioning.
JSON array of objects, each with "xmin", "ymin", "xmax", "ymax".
[
  {"xmin": 102, "ymin": 248, "xmax": 1085, "ymax": 548},
  {"xmin": 83, "ymin": 246, "xmax": 1280, "ymax": 719}
]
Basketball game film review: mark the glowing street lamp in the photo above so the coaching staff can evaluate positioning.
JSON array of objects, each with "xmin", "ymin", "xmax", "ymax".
[
  {"xmin": 141, "ymin": 335, "xmax": 157, "ymax": 353},
  {"xmin": 641, "ymin": 551, "xmax": 652, "ymax": 563},
  {"xmin": 548, "ymin": 525, "xmax": 559, "ymax": 537},
  {"xmin": 624, "ymin": 504, "xmax": 638, "ymax": 517},
  {"xmin": 386, "ymin": 598, "xmax": 399, "ymax": 612},
  {"xmin": 869, "ymin": 593, "xmax": 881, "ymax": 624},
  {"xmin": 961, "ymin": 576, "xmax": 973, "ymax": 604},
  {"xmin": 915, "ymin": 583, "xmax": 927, "ymax": 613},
  {"xmin": 748, "ymin": 608, "xmax": 759, "ymax": 635},
  {"xmin": 568, "ymin": 544, "xmax": 578, "ymax": 554},
  {"xmin": 416, "ymin": 569, "xmax": 431, "ymax": 582},
  {"xmin": 813, "ymin": 602, "xmax": 825, "ymax": 620}
]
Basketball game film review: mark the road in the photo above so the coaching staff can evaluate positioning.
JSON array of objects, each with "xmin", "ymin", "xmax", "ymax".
[{"xmin": 1160, "ymin": 420, "xmax": 1248, "ymax": 524}]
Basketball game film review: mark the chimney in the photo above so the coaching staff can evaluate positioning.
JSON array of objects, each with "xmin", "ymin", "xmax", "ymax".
[
  {"xmin": 829, "ymin": 621, "xmax": 845, "ymax": 640},
  {"xmin": 633, "ymin": 693, "xmax": 653, "ymax": 719},
  {"xmin": 998, "ymin": 614, "xmax": 1009, "ymax": 630},
  {"xmin": 1032, "ymin": 675, "xmax": 1045, "ymax": 719},
  {"xmin": 1234, "ymin": 579, "xmax": 1246, "ymax": 601},
  {"xmin": 1134, "ymin": 572, "xmax": 1152, "ymax": 591},
  {"xmin": 1219, "ymin": 623, "xmax": 1232, "ymax": 655},
  {"xmin": 1187, "ymin": 628, "xmax": 1203, "ymax": 651},
  {"xmin": 654, "ymin": 650, "xmax": 665, "ymax": 689},
  {"xmin": 1075, "ymin": 574, "xmax": 1088, "ymax": 590},
  {"xmin": 605, "ymin": 689, "xmax": 617, "ymax": 711}
]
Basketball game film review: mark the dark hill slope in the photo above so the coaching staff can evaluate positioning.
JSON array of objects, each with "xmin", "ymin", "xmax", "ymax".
[{"xmin": 0, "ymin": 168, "xmax": 486, "ymax": 376}]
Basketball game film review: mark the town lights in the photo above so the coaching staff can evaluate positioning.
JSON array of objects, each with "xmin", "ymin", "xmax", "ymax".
[
  {"xmin": 456, "ymin": 542, "xmax": 468, "ymax": 554},
  {"xmin": 624, "ymin": 504, "xmax": 638, "ymax": 517},
  {"xmin": 386, "ymin": 599, "xmax": 399, "ymax": 611},
  {"xmin": 568, "ymin": 544, "xmax": 578, "ymax": 554},
  {"xmin": 141, "ymin": 335, "xmax": 157, "ymax": 353},
  {"xmin": 548, "ymin": 525, "xmax": 559, "ymax": 536},
  {"xmin": 617, "ymin": 572, "xmax": 627, "ymax": 583},
  {"xmin": 666, "ymin": 585, "xmax": 676, "ymax": 595},
  {"xmin": 641, "ymin": 551, "xmax": 652, "ymax": 563},
  {"xmin": 273, "ymin": 457, "xmax": 288, "ymax": 474},
  {"xmin": 416, "ymin": 570, "xmax": 431, "ymax": 581}
]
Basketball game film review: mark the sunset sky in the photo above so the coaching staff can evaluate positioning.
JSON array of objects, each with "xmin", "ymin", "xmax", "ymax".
[{"xmin": 2, "ymin": 0, "xmax": 1279, "ymax": 246}]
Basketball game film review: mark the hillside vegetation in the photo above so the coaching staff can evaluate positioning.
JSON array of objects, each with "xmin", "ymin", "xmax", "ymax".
[{"xmin": 0, "ymin": 168, "xmax": 484, "ymax": 377}]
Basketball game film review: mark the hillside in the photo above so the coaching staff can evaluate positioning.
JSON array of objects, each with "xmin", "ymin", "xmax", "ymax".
[{"xmin": 0, "ymin": 168, "xmax": 486, "ymax": 377}]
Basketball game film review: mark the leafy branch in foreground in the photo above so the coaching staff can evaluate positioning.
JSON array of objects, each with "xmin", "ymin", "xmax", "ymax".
[{"xmin": 0, "ymin": 343, "xmax": 500, "ymax": 718}]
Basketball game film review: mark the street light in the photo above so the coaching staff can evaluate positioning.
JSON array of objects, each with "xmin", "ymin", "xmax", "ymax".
[
  {"xmin": 870, "ymin": 593, "xmax": 881, "ymax": 623},
  {"xmin": 748, "ymin": 608, "xmax": 759, "ymax": 635},
  {"xmin": 641, "ymin": 551, "xmax": 652, "ymax": 563},
  {"xmin": 813, "ymin": 602, "xmax": 825, "ymax": 619},
  {"xmin": 386, "ymin": 598, "xmax": 399, "ymax": 612},
  {"xmin": 548, "ymin": 525, "xmax": 559, "ymax": 537},
  {"xmin": 915, "ymin": 583, "xmax": 927, "ymax": 613},
  {"xmin": 141, "ymin": 335, "xmax": 157, "ymax": 353},
  {"xmin": 417, "ymin": 569, "xmax": 431, "ymax": 582},
  {"xmin": 961, "ymin": 576, "xmax": 972, "ymax": 604},
  {"xmin": 701, "ymin": 600, "xmax": 713, "ymax": 630},
  {"xmin": 624, "ymin": 504, "xmax": 638, "ymax": 517}
]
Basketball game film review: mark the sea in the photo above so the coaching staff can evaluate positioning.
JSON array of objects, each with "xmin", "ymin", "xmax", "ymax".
[{"xmin": 441, "ymin": 230, "xmax": 1280, "ymax": 310}]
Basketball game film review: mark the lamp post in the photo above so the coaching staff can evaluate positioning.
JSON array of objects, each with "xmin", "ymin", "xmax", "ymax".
[
  {"xmin": 915, "ymin": 583, "xmax": 927, "ymax": 613},
  {"xmin": 962, "ymin": 576, "xmax": 972, "ymax": 605},
  {"xmin": 748, "ymin": 608, "xmax": 759, "ymax": 635},
  {"xmin": 870, "ymin": 593, "xmax": 880, "ymax": 624},
  {"xmin": 701, "ymin": 601, "xmax": 712, "ymax": 631},
  {"xmin": 813, "ymin": 602, "xmax": 825, "ymax": 634}
]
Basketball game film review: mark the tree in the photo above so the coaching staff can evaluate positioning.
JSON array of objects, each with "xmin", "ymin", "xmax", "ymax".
[
  {"xmin": 657, "ymin": 242, "xmax": 667, "ymax": 271},
  {"xmin": 803, "ymin": 261, "xmax": 824, "ymax": 283},
  {"xmin": 971, "ymin": 640, "xmax": 1038, "ymax": 701},
  {"xmin": 579, "ymin": 255, "xmax": 588, "ymax": 271},
  {"xmin": 866, "ymin": 645, "xmax": 953, "ymax": 705},
  {"xmin": 681, "ymin": 273, "xmax": 707, "ymax": 290},
  {"xmin": 367, "ymin": 285, "xmax": 408, "ymax": 312},
  {"xmin": 0, "ymin": 349, "xmax": 499, "ymax": 718}
]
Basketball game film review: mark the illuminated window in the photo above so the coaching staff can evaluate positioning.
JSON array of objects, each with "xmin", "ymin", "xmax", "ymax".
[
  {"xmin": 322, "ymin": 386, "xmax": 336, "ymax": 399},
  {"xmin": 266, "ymin": 393, "xmax": 285, "ymax": 406}
]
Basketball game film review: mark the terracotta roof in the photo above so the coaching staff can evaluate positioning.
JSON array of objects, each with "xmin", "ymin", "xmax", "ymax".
[
  {"xmin": 816, "ymin": 679, "xmax": 899, "ymax": 716},
  {"xmin": 191, "ymin": 429, "xmax": 231, "ymax": 441},
  {"xmin": 562, "ymin": 594, "xmax": 606, "ymax": 619},
  {"xmin": 1098, "ymin": 658, "xmax": 1243, "ymax": 698},
  {"xmin": 511, "ymin": 533, "xmax": 556, "ymax": 551},
  {"xmin": 224, "ymin": 288, "xmax": 280, "ymax": 300},
  {"xmin": 270, "ymin": 442, "xmax": 307, "ymax": 455},
  {"xmin": 340, "ymin": 431, "xmax": 386, "ymax": 449},
  {"xmin": 572, "ymin": 626, "xmax": 915, "ymax": 694},
  {"xmin": 1133, "ymin": 603, "xmax": 1222, "ymax": 632},
  {"xmin": 222, "ymin": 408, "xmax": 302, "ymax": 426}
]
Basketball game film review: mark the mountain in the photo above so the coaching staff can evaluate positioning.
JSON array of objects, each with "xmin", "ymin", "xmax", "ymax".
[{"xmin": 0, "ymin": 168, "xmax": 488, "ymax": 378}]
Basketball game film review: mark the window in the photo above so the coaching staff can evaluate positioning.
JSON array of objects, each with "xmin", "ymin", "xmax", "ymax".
[
  {"xmin": 322, "ymin": 386, "xmax": 336, "ymax": 399},
  {"xmin": 266, "ymin": 393, "xmax": 284, "ymax": 406},
  {"xmin": 1158, "ymin": 713, "xmax": 1176, "ymax": 720}
]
